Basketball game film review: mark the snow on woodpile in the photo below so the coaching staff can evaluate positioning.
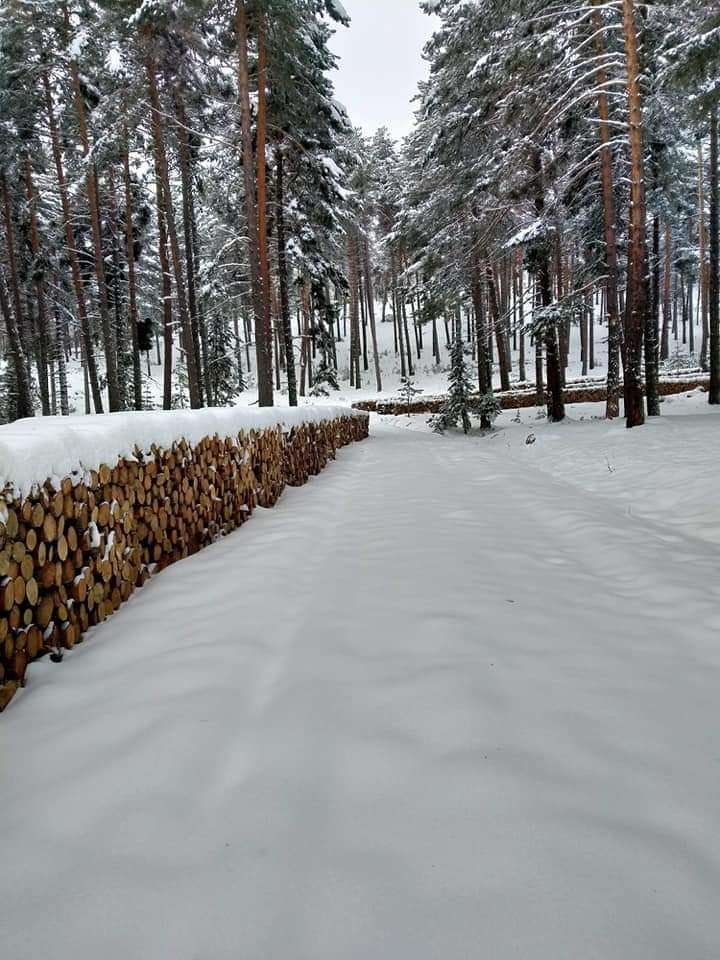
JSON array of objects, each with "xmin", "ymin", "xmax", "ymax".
[
  {"xmin": 0, "ymin": 407, "xmax": 369, "ymax": 711},
  {"xmin": 0, "ymin": 406, "xmax": 364, "ymax": 498}
]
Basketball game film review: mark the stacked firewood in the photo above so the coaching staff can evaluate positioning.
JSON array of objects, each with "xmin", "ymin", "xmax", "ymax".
[
  {"xmin": 0, "ymin": 413, "xmax": 368, "ymax": 711},
  {"xmin": 353, "ymin": 376, "xmax": 710, "ymax": 417}
]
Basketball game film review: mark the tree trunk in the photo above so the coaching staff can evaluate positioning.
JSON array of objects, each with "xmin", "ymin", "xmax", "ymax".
[
  {"xmin": 661, "ymin": 223, "xmax": 671, "ymax": 360},
  {"xmin": 146, "ymin": 51, "xmax": 201, "ymax": 409},
  {"xmin": 236, "ymin": 2, "xmax": 272, "ymax": 405},
  {"xmin": 347, "ymin": 229, "xmax": 361, "ymax": 388},
  {"xmin": 173, "ymin": 93, "xmax": 205, "ymax": 406},
  {"xmin": 699, "ymin": 141, "xmax": 709, "ymax": 370},
  {"xmin": 592, "ymin": 0, "xmax": 622, "ymax": 418},
  {"xmin": 22, "ymin": 159, "xmax": 50, "ymax": 415},
  {"xmin": 123, "ymin": 132, "xmax": 143, "ymax": 410},
  {"xmin": 487, "ymin": 265, "xmax": 511, "ymax": 391},
  {"xmin": 517, "ymin": 253, "xmax": 526, "ymax": 382},
  {"xmin": 157, "ymin": 198, "xmax": 173, "ymax": 410},
  {"xmin": 42, "ymin": 71, "xmax": 103, "ymax": 413},
  {"xmin": 709, "ymin": 105, "xmax": 720, "ymax": 404},
  {"xmin": 622, "ymin": 0, "xmax": 649, "ymax": 426},
  {"xmin": 54, "ymin": 306, "xmax": 69, "ymax": 417},
  {"xmin": 531, "ymin": 151, "xmax": 564, "ymax": 421},
  {"xmin": 471, "ymin": 247, "xmax": 493, "ymax": 428},
  {"xmin": 275, "ymin": 146, "xmax": 297, "ymax": 404},
  {"xmin": 0, "ymin": 267, "xmax": 34, "ymax": 419},
  {"xmin": 253, "ymin": 16, "xmax": 274, "ymax": 406},
  {"xmin": 400, "ymin": 277, "xmax": 414, "ymax": 377},
  {"xmin": 362, "ymin": 232, "xmax": 383, "ymax": 391},
  {"xmin": 70, "ymin": 61, "xmax": 122, "ymax": 411}
]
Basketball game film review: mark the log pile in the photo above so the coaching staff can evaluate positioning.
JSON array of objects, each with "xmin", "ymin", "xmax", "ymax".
[
  {"xmin": 0, "ymin": 412, "xmax": 368, "ymax": 711},
  {"xmin": 353, "ymin": 376, "xmax": 710, "ymax": 416}
]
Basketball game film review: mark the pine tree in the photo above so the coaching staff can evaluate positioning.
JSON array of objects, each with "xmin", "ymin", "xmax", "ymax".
[
  {"xmin": 431, "ymin": 335, "xmax": 472, "ymax": 434},
  {"xmin": 429, "ymin": 324, "xmax": 500, "ymax": 435},
  {"xmin": 399, "ymin": 375, "xmax": 423, "ymax": 416}
]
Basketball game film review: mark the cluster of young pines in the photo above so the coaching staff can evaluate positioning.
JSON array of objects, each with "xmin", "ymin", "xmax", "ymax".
[{"xmin": 0, "ymin": 413, "xmax": 368, "ymax": 711}]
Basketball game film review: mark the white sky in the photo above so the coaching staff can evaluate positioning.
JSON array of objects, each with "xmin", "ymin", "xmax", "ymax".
[{"xmin": 329, "ymin": 1, "xmax": 439, "ymax": 141}]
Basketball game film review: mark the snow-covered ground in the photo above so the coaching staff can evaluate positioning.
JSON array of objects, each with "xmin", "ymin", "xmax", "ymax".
[{"xmin": 2, "ymin": 395, "xmax": 720, "ymax": 959}]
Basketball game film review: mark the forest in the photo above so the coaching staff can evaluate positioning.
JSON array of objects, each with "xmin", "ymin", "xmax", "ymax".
[
  {"xmin": 5, "ymin": 5, "xmax": 720, "ymax": 957},
  {"xmin": 0, "ymin": 0, "xmax": 718, "ymax": 431}
]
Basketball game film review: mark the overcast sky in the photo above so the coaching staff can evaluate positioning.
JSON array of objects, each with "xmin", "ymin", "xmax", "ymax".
[{"xmin": 329, "ymin": 1, "xmax": 439, "ymax": 141}]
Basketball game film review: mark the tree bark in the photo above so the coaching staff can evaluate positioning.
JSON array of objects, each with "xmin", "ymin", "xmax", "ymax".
[
  {"xmin": 236, "ymin": 1, "xmax": 272, "ymax": 406},
  {"xmin": 172, "ymin": 92, "xmax": 205, "ymax": 405},
  {"xmin": 22, "ymin": 158, "xmax": 51, "ymax": 415},
  {"xmin": 347, "ymin": 229, "xmax": 361, "ymax": 389},
  {"xmin": 699, "ymin": 141, "xmax": 709, "ymax": 370},
  {"xmin": 70, "ymin": 61, "xmax": 122, "ymax": 411},
  {"xmin": 156, "ymin": 199, "xmax": 173, "ymax": 409},
  {"xmin": 470, "ymin": 247, "xmax": 493, "ymax": 427},
  {"xmin": 146, "ymin": 51, "xmax": 201, "ymax": 408},
  {"xmin": 531, "ymin": 151, "xmax": 564, "ymax": 421},
  {"xmin": 661, "ymin": 223, "xmax": 671, "ymax": 360},
  {"xmin": 362, "ymin": 232, "xmax": 383, "ymax": 391},
  {"xmin": 123, "ymin": 132, "xmax": 143, "ymax": 410},
  {"xmin": 622, "ymin": 0, "xmax": 649, "ymax": 426},
  {"xmin": 42, "ymin": 71, "xmax": 103, "ymax": 413},
  {"xmin": 0, "ymin": 267, "xmax": 34, "ymax": 419},
  {"xmin": 255, "ymin": 16, "xmax": 274, "ymax": 406},
  {"xmin": 54, "ymin": 306, "xmax": 69, "ymax": 417},
  {"xmin": 592, "ymin": 0, "xmax": 622, "ymax": 418},
  {"xmin": 487, "ymin": 265, "xmax": 511, "ymax": 391},
  {"xmin": 275, "ymin": 147, "xmax": 298, "ymax": 405},
  {"xmin": 709, "ymin": 106, "xmax": 720, "ymax": 404},
  {"xmin": 517, "ymin": 252, "xmax": 526, "ymax": 382}
]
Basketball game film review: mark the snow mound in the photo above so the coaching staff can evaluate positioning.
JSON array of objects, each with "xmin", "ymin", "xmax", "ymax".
[{"xmin": 0, "ymin": 406, "xmax": 363, "ymax": 498}]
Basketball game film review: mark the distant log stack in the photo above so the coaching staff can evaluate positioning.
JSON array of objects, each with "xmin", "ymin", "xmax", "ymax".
[
  {"xmin": 353, "ymin": 375, "xmax": 711, "ymax": 416},
  {"xmin": 0, "ymin": 413, "xmax": 369, "ymax": 711}
]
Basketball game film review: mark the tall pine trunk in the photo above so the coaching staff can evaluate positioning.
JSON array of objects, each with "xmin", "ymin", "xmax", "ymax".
[
  {"xmin": 275, "ymin": 146, "xmax": 297, "ymax": 405},
  {"xmin": 156, "ymin": 192, "xmax": 174, "ymax": 411},
  {"xmin": 699, "ymin": 141, "xmax": 709, "ymax": 370},
  {"xmin": 123, "ymin": 132, "xmax": 143, "ymax": 410},
  {"xmin": 42, "ymin": 71, "xmax": 103, "ymax": 413},
  {"xmin": 471, "ymin": 246, "xmax": 493, "ymax": 428},
  {"xmin": 661, "ymin": 223, "xmax": 671, "ymax": 360},
  {"xmin": 237, "ymin": 1, "xmax": 272, "ymax": 406},
  {"xmin": 54, "ymin": 307, "xmax": 69, "ymax": 417},
  {"xmin": 22, "ymin": 158, "xmax": 51, "ymax": 415},
  {"xmin": 531, "ymin": 151, "xmax": 564, "ymax": 422},
  {"xmin": 146, "ymin": 52, "xmax": 201, "ymax": 409},
  {"xmin": 347, "ymin": 228, "xmax": 361, "ymax": 389},
  {"xmin": 173, "ymin": 92, "xmax": 205, "ymax": 405},
  {"xmin": 592, "ymin": 0, "xmax": 622, "ymax": 418},
  {"xmin": 487, "ymin": 265, "xmax": 510, "ymax": 392},
  {"xmin": 71, "ymin": 61, "xmax": 122, "ymax": 411},
  {"xmin": 255, "ymin": 18, "xmax": 274, "ymax": 406},
  {"xmin": 709, "ymin": 106, "xmax": 720, "ymax": 404},
  {"xmin": 0, "ymin": 267, "xmax": 34, "ymax": 419},
  {"xmin": 362, "ymin": 232, "xmax": 383, "ymax": 392},
  {"xmin": 622, "ymin": 0, "xmax": 649, "ymax": 426}
]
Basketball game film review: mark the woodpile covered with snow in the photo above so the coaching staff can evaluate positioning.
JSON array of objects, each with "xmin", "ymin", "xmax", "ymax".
[
  {"xmin": 0, "ymin": 408, "xmax": 369, "ymax": 711},
  {"xmin": 354, "ymin": 376, "xmax": 710, "ymax": 416}
]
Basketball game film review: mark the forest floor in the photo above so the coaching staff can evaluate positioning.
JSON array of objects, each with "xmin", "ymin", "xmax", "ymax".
[{"xmin": 2, "ymin": 393, "xmax": 720, "ymax": 958}]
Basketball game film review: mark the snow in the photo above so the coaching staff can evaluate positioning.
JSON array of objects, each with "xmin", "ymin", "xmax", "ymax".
[
  {"xmin": 326, "ymin": 0, "xmax": 349, "ymax": 24},
  {"xmin": 2, "ymin": 398, "xmax": 720, "ymax": 958},
  {"xmin": 0, "ymin": 406, "xmax": 363, "ymax": 498},
  {"xmin": 105, "ymin": 46, "xmax": 123, "ymax": 74}
]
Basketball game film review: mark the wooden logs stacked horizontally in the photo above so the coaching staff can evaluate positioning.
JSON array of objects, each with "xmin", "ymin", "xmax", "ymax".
[
  {"xmin": 352, "ymin": 375, "xmax": 711, "ymax": 417},
  {"xmin": 0, "ymin": 413, "xmax": 369, "ymax": 712}
]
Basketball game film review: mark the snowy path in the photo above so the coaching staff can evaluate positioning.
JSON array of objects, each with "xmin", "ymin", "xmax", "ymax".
[{"xmin": 2, "ymin": 423, "xmax": 720, "ymax": 959}]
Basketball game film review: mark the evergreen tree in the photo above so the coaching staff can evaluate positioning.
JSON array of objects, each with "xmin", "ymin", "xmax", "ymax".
[{"xmin": 431, "ymin": 323, "xmax": 498, "ymax": 434}]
